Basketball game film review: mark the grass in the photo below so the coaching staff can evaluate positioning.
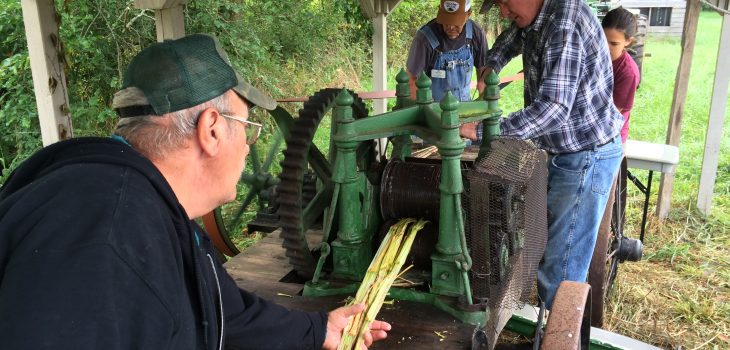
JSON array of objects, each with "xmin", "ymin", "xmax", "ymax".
[{"xmin": 601, "ymin": 11, "xmax": 729, "ymax": 349}]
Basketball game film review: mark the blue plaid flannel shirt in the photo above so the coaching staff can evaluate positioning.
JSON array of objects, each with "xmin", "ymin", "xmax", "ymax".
[{"xmin": 486, "ymin": 0, "xmax": 623, "ymax": 154}]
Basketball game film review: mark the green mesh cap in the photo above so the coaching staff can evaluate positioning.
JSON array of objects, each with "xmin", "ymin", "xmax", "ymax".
[{"xmin": 115, "ymin": 34, "xmax": 276, "ymax": 117}]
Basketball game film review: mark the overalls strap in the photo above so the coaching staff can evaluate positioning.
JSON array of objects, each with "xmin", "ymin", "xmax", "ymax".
[{"xmin": 418, "ymin": 24, "xmax": 440, "ymax": 50}]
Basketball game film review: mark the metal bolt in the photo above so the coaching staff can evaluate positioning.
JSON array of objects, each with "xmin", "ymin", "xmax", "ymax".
[
  {"xmin": 440, "ymin": 272, "xmax": 450, "ymax": 280},
  {"xmin": 568, "ymin": 333, "xmax": 573, "ymax": 338}
]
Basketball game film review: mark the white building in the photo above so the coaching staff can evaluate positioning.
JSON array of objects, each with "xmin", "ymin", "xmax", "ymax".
[{"xmin": 615, "ymin": 0, "xmax": 687, "ymax": 36}]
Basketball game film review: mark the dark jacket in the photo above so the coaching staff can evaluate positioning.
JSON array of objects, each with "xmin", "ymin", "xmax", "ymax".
[{"xmin": 0, "ymin": 137, "xmax": 326, "ymax": 350}]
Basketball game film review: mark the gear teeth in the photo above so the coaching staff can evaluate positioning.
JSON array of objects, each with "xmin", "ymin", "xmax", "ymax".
[{"xmin": 276, "ymin": 89, "xmax": 368, "ymax": 279}]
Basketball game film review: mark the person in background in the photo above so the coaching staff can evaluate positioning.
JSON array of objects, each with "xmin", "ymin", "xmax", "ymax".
[
  {"xmin": 406, "ymin": 0, "xmax": 490, "ymax": 142},
  {"xmin": 0, "ymin": 34, "xmax": 390, "ymax": 350},
  {"xmin": 594, "ymin": 8, "xmax": 642, "ymax": 281},
  {"xmin": 603, "ymin": 7, "xmax": 641, "ymax": 144},
  {"xmin": 473, "ymin": 0, "xmax": 625, "ymax": 309}
]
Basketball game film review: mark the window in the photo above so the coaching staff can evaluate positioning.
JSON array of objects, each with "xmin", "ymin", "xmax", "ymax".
[{"xmin": 638, "ymin": 7, "xmax": 672, "ymax": 27}]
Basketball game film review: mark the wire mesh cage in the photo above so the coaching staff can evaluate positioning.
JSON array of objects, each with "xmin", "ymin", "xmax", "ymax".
[{"xmin": 463, "ymin": 137, "xmax": 548, "ymax": 309}]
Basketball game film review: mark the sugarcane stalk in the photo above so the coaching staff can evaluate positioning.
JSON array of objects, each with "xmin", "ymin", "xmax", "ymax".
[
  {"xmin": 342, "ymin": 219, "xmax": 414, "ymax": 342},
  {"xmin": 338, "ymin": 219, "xmax": 427, "ymax": 350},
  {"xmin": 352, "ymin": 219, "xmax": 426, "ymax": 347}
]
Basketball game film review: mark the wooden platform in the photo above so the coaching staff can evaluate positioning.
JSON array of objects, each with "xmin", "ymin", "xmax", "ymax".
[{"xmin": 224, "ymin": 230, "xmax": 480, "ymax": 349}]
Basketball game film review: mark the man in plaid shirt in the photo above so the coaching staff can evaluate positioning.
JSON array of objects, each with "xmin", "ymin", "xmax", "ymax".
[{"xmin": 471, "ymin": 0, "xmax": 624, "ymax": 309}]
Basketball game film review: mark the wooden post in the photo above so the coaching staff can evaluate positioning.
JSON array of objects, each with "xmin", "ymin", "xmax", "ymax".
[
  {"xmin": 656, "ymin": 0, "xmax": 701, "ymax": 219},
  {"xmin": 358, "ymin": 0, "xmax": 404, "ymax": 111},
  {"xmin": 697, "ymin": 12, "xmax": 730, "ymax": 214},
  {"xmin": 360, "ymin": 0, "xmax": 402, "ymax": 158},
  {"xmin": 134, "ymin": 0, "xmax": 187, "ymax": 42},
  {"xmin": 154, "ymin": 6, "xmax": 185, "ymax": 42},
  {"xmin": 373, "ymin": 11, "xmax": 387, "ymax": 115},
  {"xmin": 20, "ymin": 0, "xmax": 73, "ymax": 146}
]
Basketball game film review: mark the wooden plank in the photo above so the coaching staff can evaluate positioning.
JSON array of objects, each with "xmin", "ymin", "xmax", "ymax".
[
  {"xmin": 697, "ymin": 13, "xmax": 730, "ymax": 214},
  {"xmin": 234, "ymin": 289, "xmax": 476, "ymax": 349},
  {"xmin": 228, "ymin": 270, "xmax": 303, "ymax": 296},
  {"xmin": 222, "ymin": 228, "xmax": 657, "ymax": 349},
  {"xmin": 223, "ymin": 229, "xmax": 479, "ymax": 349},
  {"xmin": 133, "ymin": 0, "xmax": 186, "ymax": 9},
  {"xmin": 20, "ymin": 0, "xmax": 73, "ymax": 146},
  {"xmin": 154, "ymin": 6, "xmax": 185, "ymax": 42},
  {"xmin": 359, "ymin": 0, "xmax": 376, "ymax": 19},
  {"xmin": 707, "ymin": 0, "xmax": 730, "ymax": 12},
  {"xmin": 224, "ymin": 231, "xmax": 293, "ymax": 275},
  {"xmin": 618, "ymin": 0, "xmax": 685, "ymax": 7},
  {"xmin": 133, "ymin": 0, "xmax": 186, "ymax": 41},
  {"xmin": 369, "ymin": 0, "xmax": 405, "ymax": 158},
  {"xmin": 360, "ymin": 0, "xmax": 403, "ymax": 18},
  {"xmin": 656, "ymin": 0, "xmax": 702, "ymax": 219},
  {"xmin": 372, "ymin": 13, "xmax": 387, "ymax": 116},
  {"xmin": 225, "ymin": 294, "xmax": 476, "ymax": 349},
  {"xmin": 386, "ymin": 0, "xmax": 404, "ymax": 13}
]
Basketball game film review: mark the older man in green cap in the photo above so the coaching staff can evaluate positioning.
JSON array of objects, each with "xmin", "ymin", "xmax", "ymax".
[{"xmin": 0, "ymin": 34, "xmax": 390, "ymax": 350}]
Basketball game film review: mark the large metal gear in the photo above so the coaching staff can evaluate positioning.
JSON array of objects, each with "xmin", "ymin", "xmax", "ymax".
[{"xmin": 277, "ymin": 88, "xmax": 369, "ymax": 278}]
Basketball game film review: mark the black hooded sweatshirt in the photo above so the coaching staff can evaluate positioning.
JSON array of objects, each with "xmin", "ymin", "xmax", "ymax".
[{"xmin": 0, "ymin": 137, "xmax": 326, "ymax": 349}]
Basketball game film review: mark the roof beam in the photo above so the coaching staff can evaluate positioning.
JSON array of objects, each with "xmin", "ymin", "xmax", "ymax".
[
  {"xmin": 134, "ymin": 0, "xmax": 187, "ymax": 42},
  {"xmin": 359, "ymin": 0, "xmax": 402, "ymax": 19},
  {"xmin": 704, "ymin": 0, "xmax": 730, "ymax": 14}
]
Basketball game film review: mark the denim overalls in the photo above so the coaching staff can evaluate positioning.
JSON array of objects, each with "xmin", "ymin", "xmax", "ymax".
[{"xmin": 419, "ymin": 20, "xmax": 475, "ymax": 102}]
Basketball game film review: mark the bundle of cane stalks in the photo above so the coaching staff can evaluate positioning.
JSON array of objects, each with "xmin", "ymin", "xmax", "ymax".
[{"xmin": 337, "ymin": 218, "xmax": 428, "ymax": 350}]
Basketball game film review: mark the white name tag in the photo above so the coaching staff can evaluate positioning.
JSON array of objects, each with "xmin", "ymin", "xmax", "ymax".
[{"xmin": 431, "ymin": 69, "xmax": 446, "ymax": 79}]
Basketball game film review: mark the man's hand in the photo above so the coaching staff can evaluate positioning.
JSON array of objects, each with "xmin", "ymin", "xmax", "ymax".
[
  {"xmin": 321, "ymin": 304, "xmax": 391, "ymax": 350},
  {"xmin": 460, "ymin": 122, "xmax": 479, "ymax": 141},
  {"xmin": 476, "ymin": 67, "xmax": 492, "ymax": 95}
]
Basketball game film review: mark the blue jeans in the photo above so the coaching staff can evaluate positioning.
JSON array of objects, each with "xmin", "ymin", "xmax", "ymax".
[{"xmin": 538, "ymin": 136, "xmax": 623, "ymax": 309}]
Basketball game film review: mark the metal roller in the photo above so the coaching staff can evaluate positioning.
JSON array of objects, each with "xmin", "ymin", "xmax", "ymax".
[{"xmin": 379, "ymin": 160, "xmax": 441, "ymax": 222}]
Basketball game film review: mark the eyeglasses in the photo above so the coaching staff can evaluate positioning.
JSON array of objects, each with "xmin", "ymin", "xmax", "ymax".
[{"xmin": 220, "ymin": 113, "xmax": 263, "ymax": 145}]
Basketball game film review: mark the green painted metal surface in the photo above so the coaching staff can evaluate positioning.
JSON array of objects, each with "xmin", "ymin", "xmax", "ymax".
[
  {"xmin": 294, "ymin": 66, "xmax": 657, "ymax": 350},
  {"xmin": 318, "ymin": 69, "xmax": 502, "ymax": 311},
  {"xmin": 330, "ymin": 90, "xmax": 372, "ymax": 280},
  {"xmin": 285, "ymin": 70, "xmax": 560, "ymax": 345}
]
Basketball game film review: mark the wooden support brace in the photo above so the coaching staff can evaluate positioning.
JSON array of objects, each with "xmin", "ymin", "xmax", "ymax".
[
  {"xmin": 373, "ymin": 13, "xmax": 387, "ymax": 115},
  {"xmin": 154, "ymin": 6, "xmax": 185, "ymax": 42},
  {"xmin": 133, "ymin": 0, "xmax": 187, "ymax": 42},
  {"xmin": 697, "ymin": 13, "xmax": 730, "ymax": 214},
  {"xmin": 657, "ymin": 0, "xmax": 701, "ymax": 219},
  {"xmin": 364, "ymin": 1, "xmax": 404, "ymax": 158}
]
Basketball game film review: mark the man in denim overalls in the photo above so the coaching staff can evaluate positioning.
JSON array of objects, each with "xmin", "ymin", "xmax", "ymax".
[{"xmin": 406, "ymin": 0, "xmax": 489, "ymax": 142}]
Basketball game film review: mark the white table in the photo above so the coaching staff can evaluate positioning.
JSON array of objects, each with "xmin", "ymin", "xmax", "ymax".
[{"xmin": 624, "ymin": 140, "xmax": 680, "ymax": 241}]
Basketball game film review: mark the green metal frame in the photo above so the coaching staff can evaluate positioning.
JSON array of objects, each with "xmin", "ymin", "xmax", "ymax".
[
  {"xmin": 294, "ymin": 69, "xmax": 662, "ymax": 349},
  {"xmin": 303, "ymin": 68, "xmax": 503, "ymax": 325}
]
